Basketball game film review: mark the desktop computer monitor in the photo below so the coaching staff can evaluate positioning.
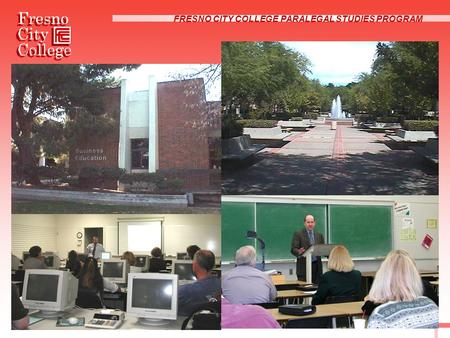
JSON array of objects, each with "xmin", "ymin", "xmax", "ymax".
[
  {"xmin": 43, "ymin": 253, "xmax": 61, "ymax": 269},
  {"xmin": 171, "ymin": 260, "xmax": 196, "ymax": 281},
  {"xmin": 101, "ymin": 258, "xmax": 129, "ymax": 284},
  {"xmin": 135, "ymin": 255, "xmax": 150, "ymax": 270},
  {"xmin": 22, "ymin": 269, "xmax": 78, "ymax": 318},
  {"xmin": 126, "ymin": 273, "xmax": 178, "ymax": 325},
  {"xmin": 101, "ymin": 252, "xmax": 112, "ymax": 260},
  {"xmin": 176, "ymin": 252, "xmax": 188, "ymax": 260}
]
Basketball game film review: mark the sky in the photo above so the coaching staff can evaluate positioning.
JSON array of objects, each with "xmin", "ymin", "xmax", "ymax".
[
  {"xmin": 283, "ymin": 41, "xmax": 380, "ymax": 85},
  {"xmin": 114, "ymin": 64, "xmax": 221, "ymax": 101},
  {"xmin": 114, "ymin": 42, "xmax": 380, "ymax": 100}
]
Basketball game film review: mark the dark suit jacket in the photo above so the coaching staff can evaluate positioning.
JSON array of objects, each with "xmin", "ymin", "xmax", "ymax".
[{"xmin": 291, "ymin": 228, "xmax": 325, "ymax": 281}]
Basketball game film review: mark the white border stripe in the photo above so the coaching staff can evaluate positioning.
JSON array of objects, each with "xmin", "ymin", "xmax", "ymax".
[
  {"xmin": 423, "ymin": 15, "xmax": 450, "ymax": 22},
  {"xmin": 112, "ymin": 15, "xmax": 174, "ymax": 22},
  {"xmin": 112, "ymin": 14, "xmax": 450, "ymax": 23}
]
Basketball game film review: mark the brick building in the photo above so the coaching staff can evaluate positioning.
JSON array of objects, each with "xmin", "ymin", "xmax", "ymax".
[{"xmin": 69, "ymin": 77, "xmax": 220, "ymax": 191}]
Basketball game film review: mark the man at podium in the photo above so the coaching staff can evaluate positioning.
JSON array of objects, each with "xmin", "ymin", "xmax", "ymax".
[{"xmin": 290, "ymin": 214, "xmax": 324, "ymax": 283}]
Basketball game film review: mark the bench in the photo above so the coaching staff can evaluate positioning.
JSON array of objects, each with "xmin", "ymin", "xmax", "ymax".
[
  {"xmin": 365, "ymin": 122, "xmax": 402, "ymax": 133},
  {"xmin": 277, "ymin": 120, "xmax": 314, "ymax": 131},
  {"xmin": 411, "ymin": 138, "xmax": 438, "ymax": 164},
  {"xmin": 243, "ymin": 126, "xmax": 292, "ymax": 147},
  {"xmin": 386, "ymin": 129, "xmax": 437, "ymax": 149},
  {"xmin": 222, "ymin": 135, "xmax": 266, "ymax": 163}
]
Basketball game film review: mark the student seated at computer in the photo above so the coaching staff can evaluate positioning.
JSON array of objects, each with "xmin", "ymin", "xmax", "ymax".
[
  {"xmin": 148, "ymin": 247, "xmax": 167, "ymax": 272},
  {"xmin": 65, "ymin": 250, "xmax": 82, "ymax": 276},
  {"xmin": 121, "ymin": 251, "xmax": 141, "ymax": 273},
  {"xmin": 178, "ymin": 249, "xmax": 221, "ymax": 316},
  {"xmin": 312, "ymin": 245, "xmax": 362, "ymax": 305},
  {"xmin": 12, "ymin": 284, "xmax": 28, "ymax": 330},
  {"xmin": 186, "ymin": 245, "xmax": 201, "ymax": 260},
  {"xmin": 221, "ymin": 297, "xmax": 280, "ymax": 329},
  {"xmin": 23, "ymin": 246, "xmax": 46, "ymax": 270},
  {"xmin": 76, "ymin": 257, "xmax": 120, "ymax": 308},
  {"xmin": 364, "ymin": 250, "xmax": 438, "ymax": 328},
  {"xmin": 222, "ymin": 245, "xmax": 277, "ymax": 304}
]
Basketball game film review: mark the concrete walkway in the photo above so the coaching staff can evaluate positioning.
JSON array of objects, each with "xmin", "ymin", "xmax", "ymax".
[
  {"xmin": 222, "ymin": 124, "xmax": 438, "ymax": 195},
  {"xmin": 13, "ymin": 187, "xmax": 188, "ymax": 207}
]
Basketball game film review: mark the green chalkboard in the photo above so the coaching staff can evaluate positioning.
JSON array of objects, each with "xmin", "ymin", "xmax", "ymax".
[
  {"xmin": 221, "ymin": 202, "xmax": 255, "ymax": 261},
  {"xmin": 256, "ymin": 203, "xmax": 327, "ymax": 260},
  {"xmin": 329, "ymin": 205, "xmax": 392, "ymax": 257}
]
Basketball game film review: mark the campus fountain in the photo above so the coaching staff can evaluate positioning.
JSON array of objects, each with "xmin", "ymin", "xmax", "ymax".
[
  {"xmin": 326, "ymin": 95, "xmax": 353, "ymax": 126},
  {"xmin": 331, "ymin": 95, "xmax": 345, "ymax": 119}
]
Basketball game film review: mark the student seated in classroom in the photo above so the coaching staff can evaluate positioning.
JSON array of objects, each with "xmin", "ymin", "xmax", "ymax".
[
  {"xmin": 178, "ymin": 249, "xmax": 221, "ymax": 316},
  {"xmin": 312, "ymin": 245, "xmax": 362, "ymax": 305},
  {"xmin": 76, "ymin": 257, "xmax": 120, "ymax": 308},
  {"xmin": 12, "ymin": 284, "xmax": 28, "ymax": 330},
  {"xmin": 222, "ymin": 245, "xmax": 277, "ymax": 304},
  {"xmin": 65, "ymin": 250, "xmax": 82, "ymax": 276},
  {"xmin": 363, "ymin": 250, "xmax": 438, "ymax": 329},
  {"xmin": 23, "ymin": 245, "xmax": 46, "ymax": 270},
  {"xmin": 121, "ymin": 251, "xmax": 141, "ymax": 273},
  {"xmin": 148, "ymin": 247, "xmax": 167, "ymax": 272},
  {"xmin": 186, "ymin": 244, "xmax": 201, "ymax": 260},
  {"xmin": 221, "ymin": 297, "xmax": 280, "ymax": 329}
]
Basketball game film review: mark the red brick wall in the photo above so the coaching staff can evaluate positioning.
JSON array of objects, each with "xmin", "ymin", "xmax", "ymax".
[
  {"xmin": 69, "ymin": 87, "xmax": 120, "ymax": 173},
  {"xmin": 158, "ymin": 79, "xmax": 210, "ymax": 170}
]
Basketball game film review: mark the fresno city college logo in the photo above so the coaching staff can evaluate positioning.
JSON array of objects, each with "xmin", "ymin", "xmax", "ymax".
[{"xmin": 17, "ymin": 12, "xmax": 72, "ymax": 60}]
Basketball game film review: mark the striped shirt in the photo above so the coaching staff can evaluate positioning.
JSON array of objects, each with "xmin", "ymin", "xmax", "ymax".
[{"xmin": 367, "ymin": 297, "xmax": 438, "ymax": 329}]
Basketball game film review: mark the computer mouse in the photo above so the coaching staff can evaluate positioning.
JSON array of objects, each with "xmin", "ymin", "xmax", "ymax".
[{"xmin": 68, "ymin": 317, "xmax": 78, "ymax": 325}]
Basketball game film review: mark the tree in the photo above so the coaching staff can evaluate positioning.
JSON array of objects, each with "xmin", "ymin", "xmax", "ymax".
[
  {"xmin": 372, "ymin": 42, "xmax": 438, "ymax": 116},
  {"xmin": 11, "ymin": 64, "xmax": 138, "ymax": 184},
  {"xmin": 221, "ymin": 42, "xmax": 311, "ymax": 124}
]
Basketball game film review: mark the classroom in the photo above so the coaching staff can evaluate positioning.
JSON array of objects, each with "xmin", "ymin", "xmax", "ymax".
[
  {"xmin": 11, "ymin": 213, "xmax": 221, "ymax": 330},
  {"xmin": 221, "ymin": 195, "xmax": 439, "ymax": 329}
]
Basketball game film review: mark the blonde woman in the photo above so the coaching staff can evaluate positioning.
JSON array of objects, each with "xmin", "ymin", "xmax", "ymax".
[
  {"xmin": 366, "ymin": 250, "xmax": 438, "ymax": 328},
  {"xmin": 312, "ymin": 245, "xmax": 361, "ymax": 305}
]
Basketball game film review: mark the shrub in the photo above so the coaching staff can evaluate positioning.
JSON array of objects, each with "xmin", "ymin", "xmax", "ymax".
[
  {"xmin": 402, "ymin": 120, "xmax": 439, "ymax": 131},
  {"xmin": 305, "ymin": 112, "xmax": 319, "ymax": 120},
  {"xmin": 290, "ymin": 117, "xmax": 303, "ymax": 121},
  {"xmin": 78, "ymin": 166, "xmax": 123, "ymax": 189},
  {"xmin": 120, "ymin": 172, "xmax": 166, "ymax": 185},
  {"xmin": 61, "ymin": 176, "xmax": 79, "ymax": 187},
  {"xmin": 78, "ymin": 166, "xmax": 102, "ymax": 188},
  {"xmin": 101, "ymin": 167, "xmax": 125, "ymax": 180},
  {"xmin": 376, "ymin": 116, "xmax": 401, "ymax": 123},
  {"xmin": 37, "ymin": 166, "xmax": 66, "ymax": 180},
  {"xmin": 222, "ymin": 116, "xmax": 243, "ymax": 139},
  {"xmin": 237, "ymin": 119, "xmax": 278, "ymax": 128},
  {"xmin": 119, "ymin": 173, "xmax": 184, "ymax": 193},
  {"xmin": 356, "ymin": 114, "xmax": 376, "ymax": 124}
]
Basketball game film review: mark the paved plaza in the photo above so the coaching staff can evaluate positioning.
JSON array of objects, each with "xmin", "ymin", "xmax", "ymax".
[{"xmin": 222, "ymin": 124, "xmax": 438, "ymax": 195}]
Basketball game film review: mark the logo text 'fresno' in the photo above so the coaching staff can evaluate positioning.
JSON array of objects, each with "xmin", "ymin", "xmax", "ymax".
[{"xmin": 17, "ymin": 12, "xmax": 72, "ymax": 60}]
